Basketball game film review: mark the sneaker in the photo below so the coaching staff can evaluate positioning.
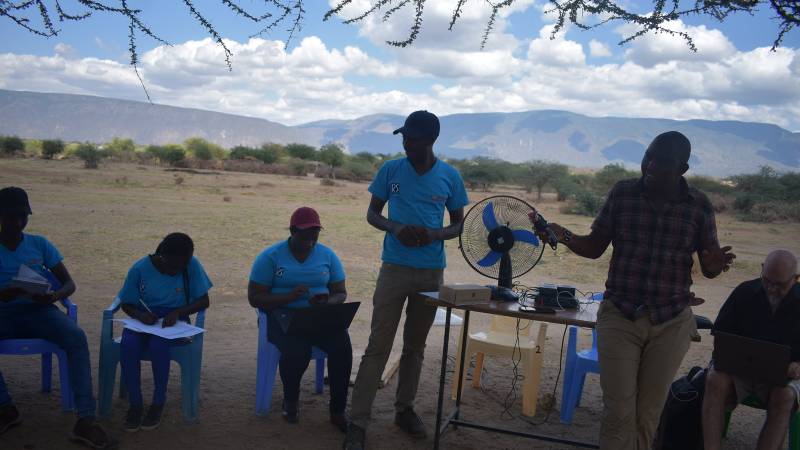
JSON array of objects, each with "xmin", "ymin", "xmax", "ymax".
[
  {"xmin": 123, "ymin": 406, "xmax": 143, "ymax": 433},
  {"xmin": 140, "ymin": 404, "xmax": 164, "ymax": 431},
  {"xmin": 70, "ymin": 418, "xmax": 119, "ymax": 449},
  {"xmin": 330, "ymin": 413, "xmax": 348, "ymax": 433},
  {"xmin": 342, "ymin": 423, "xmax": 365, "ymax": 450},
  {"xmin": 0, "ymin": 404, "xmax": 22, "ymax": 434},
  {"xmin": 282, "ymin": 401, "xmax": 298, "ymax": 424},
  {"xmin": 394, "ymin": 408, "xmax": 427, "ymax": 439}
]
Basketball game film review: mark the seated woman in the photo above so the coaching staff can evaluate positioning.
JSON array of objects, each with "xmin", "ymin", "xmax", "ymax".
[
  {"xmin": 117, "ymin": 232, "xmax": 212, "ymax": 432},
  {"xmin": 248, "ymin": 206, "xmax": 351, "ymax": 432}
]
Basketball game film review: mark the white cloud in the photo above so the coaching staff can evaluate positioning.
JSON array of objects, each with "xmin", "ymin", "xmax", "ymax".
[
  {"xmin": 1, "ymin": 19, "xmax": 799, "ymax": 131},
  {"xmin": 589, "ymin": 39, "xmax": 612, "ymax": 57},
  {"xmin": 617, "ymin": 20, "xmax": 736, "ymax": 67}
]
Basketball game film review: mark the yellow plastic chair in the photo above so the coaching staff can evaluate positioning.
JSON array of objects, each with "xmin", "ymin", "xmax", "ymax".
[{"xmin": 451, "ymin": 314, "xmax": 548, "ymax": 416}]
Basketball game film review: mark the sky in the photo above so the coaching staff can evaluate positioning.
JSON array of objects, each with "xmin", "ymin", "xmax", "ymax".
[{"xmin": 1, "ymin": 1, "xmax": 799, "ymax": 130}]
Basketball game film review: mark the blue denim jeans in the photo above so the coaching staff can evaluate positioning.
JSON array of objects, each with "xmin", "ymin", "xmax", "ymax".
[{"xmin": 0, "ymin": 302, "xmax": 96, "ymax": 418}]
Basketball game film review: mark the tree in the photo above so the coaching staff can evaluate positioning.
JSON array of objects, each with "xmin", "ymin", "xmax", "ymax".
[
  {"xmin": 41, "ymin": 139, "xmax": 65, "ymax": 159},
  {"xmin": 318, "ymin": 143, "xmax": 346, "ymax": 179},
  {"xmin": 74, "ymin": 142, "xmax": 104, "ymax": 168},
  {"xmin": 522, "ymin": 160, "xmax": 569, "ymax": 200},
  {"xmin": 286, "ymin": 143, "xmax": 318, "ymax": 160},
  {"xmin": 593, "ymin": 163, "xmax": 638, "ymax": 194},
  {"xmin": 0, "ymin": 136, "xmax": 25, "ymax": 155},
  {"xmin": 326, "ymin": 1, "xmax": 798, "ymax": 51},
  {"xmin": 105, "ymin": 137, "xmax": 136, "ymax": 159},
  {"xmin": 184, "ymin": 137, "xmax": 222, "ymax": 160}
]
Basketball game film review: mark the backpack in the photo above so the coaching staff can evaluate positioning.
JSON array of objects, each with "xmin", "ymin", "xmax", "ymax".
[{"xmin": 653, "ymin": 366, "xmax": 707, "ymax": 450}]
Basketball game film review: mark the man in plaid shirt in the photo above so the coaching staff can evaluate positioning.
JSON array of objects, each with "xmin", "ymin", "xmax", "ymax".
[{"xmin": 531, "ymin": 131, "xmax": 735, "ymax": 450}]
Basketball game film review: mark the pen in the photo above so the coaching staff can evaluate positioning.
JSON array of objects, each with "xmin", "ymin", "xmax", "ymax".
[{"xmin": 138, "ymin": 298, "xmax": 154, "ymax": 315}]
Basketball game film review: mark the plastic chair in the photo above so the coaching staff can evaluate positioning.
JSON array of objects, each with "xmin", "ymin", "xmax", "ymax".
[
  {"xmin": 723, "ymin": 394, "xmax": 800, "ymax": 450},
  {"xmin": 0, "ymin": 271, "xmax": 76, "ymax": 411},
  {"xmin": 97, "ymin": 297, "xmax": 206, "ymax": 422},
  {"xmin": 254, "ymin": 308, "xmax": 326, "ymax": 416},
  {"xmin": 451, "ymin": 314, "xmax": 548, "ymax": 416},
  {"xmin": 560, "ymin": 325, "xmax": 599, "ymax": 423}
]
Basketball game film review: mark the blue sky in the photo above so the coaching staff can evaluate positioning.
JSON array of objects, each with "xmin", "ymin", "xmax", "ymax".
[{"xmin": 1, "ymin": 1, "xmax": 798, "ymax": 129}]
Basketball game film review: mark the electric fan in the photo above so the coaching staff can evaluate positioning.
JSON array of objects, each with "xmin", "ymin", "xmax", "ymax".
[{"xmin": 459, "ymin": 195, "xmax": 545, "ymax": 290}]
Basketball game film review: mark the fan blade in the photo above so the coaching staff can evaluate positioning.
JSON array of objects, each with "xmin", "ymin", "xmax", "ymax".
[
  {"xmin": 512, "ymin": 229, "xmax": 540, "ymax": 247},
  {"xmin": 482, "ymin": 201, "xmax": 499, "ymax": 231},
  {"xmin": 476, "ymin": 250, "xmax": 502, "ymax": 267}
]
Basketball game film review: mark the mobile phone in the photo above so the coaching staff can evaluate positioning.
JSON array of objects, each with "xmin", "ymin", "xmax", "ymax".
[{"xmin": 520, "ymin": 305, "xmax": 556, "ymax": 314}]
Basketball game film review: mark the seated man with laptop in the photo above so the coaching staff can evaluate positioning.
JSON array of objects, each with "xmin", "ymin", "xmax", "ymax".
[{"xmin": 703, "ymin": 249, "xmax": 800, "ymax": 450}]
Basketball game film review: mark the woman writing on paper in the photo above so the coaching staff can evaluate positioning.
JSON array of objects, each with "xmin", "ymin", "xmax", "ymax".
[
  {"xmin": 118, "ymin": 232, "xmax": 212, "ymax": 432},
  {"xmin": 247, "ymin": 206, "xmax": 351, "ymax": 432}
]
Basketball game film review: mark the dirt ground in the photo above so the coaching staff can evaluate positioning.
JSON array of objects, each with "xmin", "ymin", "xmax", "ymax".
[{"xmin": 1, "ymin": 158, "xmax": 798, "ymax": 450}]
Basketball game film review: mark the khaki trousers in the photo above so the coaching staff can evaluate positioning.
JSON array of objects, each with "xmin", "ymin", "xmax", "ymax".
[
  {"xmin": 349, "ymin": 262, "xmax": 444, "ymax": 428},
  {"xmin": 596, "ymin": 300, "xmax": 695, "ymax": 450}
]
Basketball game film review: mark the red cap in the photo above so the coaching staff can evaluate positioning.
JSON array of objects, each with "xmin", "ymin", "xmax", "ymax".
[{"xmin": 290, "ymin": 206, "xmax": 322, "ymax": 229}]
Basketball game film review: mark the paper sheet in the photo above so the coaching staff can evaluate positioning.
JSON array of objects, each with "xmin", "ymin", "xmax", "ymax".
[
  {"xmin": 114, "ymin": 318, "xmax": 205, "ymax": 339},
  {"xmin": 9, "ymin": 264, "xmax": 51, "ymax": 294}
]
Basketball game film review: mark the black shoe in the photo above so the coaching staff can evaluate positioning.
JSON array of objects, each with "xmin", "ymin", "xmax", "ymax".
[
  {"xmin": 140, "ymin": 404, "xmax": 163, "ymax": 431},
  {"xmin": 330, "ymin": 413, "xmax": 349, "ymax": 433},
  {"xmin": 0, "ymin": 404, "xmax": 22, "ymax": 434},
  {"xmin": 282, "ymin": 401, "xmax": 298, "ymax": 424},
  {"xmin": 123, "ymin": 406, "xmax": 143, "ymax": 433},
  {"xmin": 394, "ymin": 408, "xmax": 427, "ymax": 439},
  {"xmin": 342, "ymin": 423, "xmax": 365, "ymax": 450}
]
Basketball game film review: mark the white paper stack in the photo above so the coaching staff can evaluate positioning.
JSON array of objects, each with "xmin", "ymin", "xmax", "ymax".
[
  {"xmin": 114, "ymin": 318, "xmax": 205, "ymax": 340},
  {"xmin": 9, "ymin": 265, "xmax": 51, "ymax": 294}
]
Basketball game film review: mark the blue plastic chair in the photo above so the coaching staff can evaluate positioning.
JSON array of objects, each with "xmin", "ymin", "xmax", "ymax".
[
  {"xmin": 560, "ymin": 292, "xmax": 603, "ymax": 424},
  {"xmin": 255, "ymin": 308, "xmax": 325, "ymax": 416},
  {"xmin": 0, "ymin": 271, "xmax": 76, "ymax": 411},
  {"xmin": 97, "ymin": 297, "xmax": 206, "ymax": 422}
]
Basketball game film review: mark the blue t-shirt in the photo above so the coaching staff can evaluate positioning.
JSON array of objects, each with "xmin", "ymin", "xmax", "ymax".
[
  {"xmin": 249, "ymin": 240, "xmax": 345, "ymax": 309},
  {"xmin": 368, "ymin": 158, "xmax": 469, "ymax": 269},
  {"xmin": 118, "ymin": 255, "xmax": 213, "ymax": 309},
  {"xmin": 0, "ymin": 233, "xmax": 63, "ymax": 306}
]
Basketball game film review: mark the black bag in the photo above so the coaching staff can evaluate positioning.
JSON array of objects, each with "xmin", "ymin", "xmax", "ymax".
[{"xmin": 653, "ymin": 366, "xmax": 707, "ymax": 450}]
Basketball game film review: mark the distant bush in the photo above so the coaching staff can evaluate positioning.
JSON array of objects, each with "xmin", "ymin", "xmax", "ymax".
[
  {"xmin": 41, "ymin": 139, "xmax": 65, "ymax": 159},
  {"xmin": 147, "ymin": 144, "xmax": 185, "ymax": 167},
  {"xmin": 592, "ymin": 163, "xmax": 638, "ymax": 194},
  {"xmin": 342, "ymin": 158, "xmax": 375, "ymax": 181},
  {"xmin": 286, "ymin": 143, "xmax": 317, "ymax": 160},
  {"xmin": 185, "ymin": 137, "xmax": 224, "ymax": 160},
  {"xmin": 561, "ymin": 190, "xmax": 604, "ymax": 217},
  {"xmin": 687, "ymin": 175, "xmax": 732, "ymax": 195},
  {"xmin": 74, "ymin": 143, "xmax": 106, "ymax": 169},
  {"xmin": 0, "ymin": 136, "xmax": 25, "ymax": 155},
  {"xmin": 289, "ymin": 160, "xmax": 308, "ymax": 176},
  {"xmin": 105, "ymin": 137, "xmax": 137, "ymax": 160},
  {"xmin": 229, "ymin": 145, "xmax": 279, "ymax": 164}
]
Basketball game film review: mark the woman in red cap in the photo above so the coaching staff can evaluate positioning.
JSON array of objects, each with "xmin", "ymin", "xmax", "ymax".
[{"xmin": 247, "ymin": 206, "xmax": 351, "ymax": 432}]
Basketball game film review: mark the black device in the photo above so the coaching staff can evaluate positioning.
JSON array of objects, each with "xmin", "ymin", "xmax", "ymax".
[
  {"xmin": 531, "ymin": 212, "xmax": 558, "ymax": 250},
  {"xmin": 275, "ymin": 302, "xmax": 360, "ymax": 337},
  {"xmin": 519, "ymin": 305, "xmax": 556, "ymax": 314},
  {"xmin": 712, "ymin": 331, "xmax": 791, "ymax": 386}
]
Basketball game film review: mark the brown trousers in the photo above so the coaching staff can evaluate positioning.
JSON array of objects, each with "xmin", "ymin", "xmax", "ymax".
[
  {"xmin": 349, "ymin": 262, "xmax": 444, "ymax": 428},
  {"xmin": 596, "ymin": 300, "xmax": 695, "ymax": 450}
]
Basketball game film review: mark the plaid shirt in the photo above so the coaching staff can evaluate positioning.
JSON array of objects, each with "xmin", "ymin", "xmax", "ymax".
[{"xmin": 593, "ymin": 177, "xmax": 718, "ymax": 324}]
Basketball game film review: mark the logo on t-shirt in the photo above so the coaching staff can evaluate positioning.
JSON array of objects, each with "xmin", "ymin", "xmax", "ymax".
[
  {"xmin": 275, "ymin": 267, "xmax": 285, "ymax": 278},
  {"xmin": 390, "ymin": 183, "xmax": 400, "ymax": 194}
]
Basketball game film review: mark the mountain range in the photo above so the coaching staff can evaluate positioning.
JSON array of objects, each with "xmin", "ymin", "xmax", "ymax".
[{"xmin": 1, "ymin": 89, "xmax": 798, "ymax": 177}]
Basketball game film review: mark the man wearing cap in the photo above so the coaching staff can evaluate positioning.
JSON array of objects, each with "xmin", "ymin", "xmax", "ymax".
[
  {"xmin": 529, "ymin": 131, "xmax": 735, "ymax": 450},
  {"xmin": 0, "ymin": 187, "xmax": 117, "ymax": 448},
  {"xmin": 248, "ymin": 206, "xmax": 352, "ymax": 432},
  {"xmin": 344, "ymin": 110, "xmax": 469, "ymax": 449}
]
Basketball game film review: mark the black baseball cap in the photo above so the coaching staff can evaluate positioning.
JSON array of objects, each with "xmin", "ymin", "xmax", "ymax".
[
  {"xmin": 0, "ymin": 186, "xmax": 32, "ymax": 216},
  {"xmin": 393, "ymin": 110, "xmax": 440, "ymax": 140}
]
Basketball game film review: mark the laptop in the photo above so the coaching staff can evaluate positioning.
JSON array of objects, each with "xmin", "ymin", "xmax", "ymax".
[
  {"xmin": 275, "ymin": 302, "xmax": 360, "ymax": 336},
  {"xmin": 712, "ymin": 330, "xmax": 792, "ymax": 386}
]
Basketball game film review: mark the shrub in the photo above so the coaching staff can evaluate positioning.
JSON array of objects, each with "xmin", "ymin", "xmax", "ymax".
[
  {"xmin": 0, "ymin": 136, "xmax": 25, "ymax": 155},
  {"xmin": 562, "ymin": 190, "xmax": 604, "ymax": 216},
  {"xmin": 286, "ymin": 143, "xmax": 317, "ymax": 160},
  {"xmin": 74, "ymin": 143, "xmax": 104, "ymax": 169},
  {"xmin": 41, "ymin": 139, "xmax": 65, "ymax": 159},
  {"xmin": 289, "ymin": 160, "xmax": 308, "ymax": 176}
]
